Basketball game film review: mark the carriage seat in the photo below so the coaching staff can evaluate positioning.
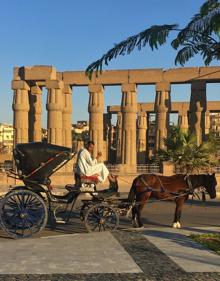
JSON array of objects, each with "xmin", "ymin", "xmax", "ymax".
[
  {"xmin": 80, "ymin": 175, "xmax": 99, "ymax": 184},
  {"xmin": 75, "ymin": 173, "xmax": 99, "ymax": 185}
]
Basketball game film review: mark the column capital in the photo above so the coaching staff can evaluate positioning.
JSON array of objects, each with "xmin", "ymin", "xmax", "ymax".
[
  {"xmin": 63, "ymin": 84, "xmax": 72, "ymax": 94},
  {"xmin": 191, "ymin": 80, "xmax": 206, "ymax": 90},
  {"xmin": 196, "ymin": 101, "xmax": 203, "ymax": 112},
  {"xmin": 121, "ymin": 83, "xmax": 136, "ymax": 92},
  {"xmin": 46, "ymin": 80, "xmax": 64, "ymax": 89},
  {"xmin": 88, "ymin": 84, "xmax": 103, "ymax": 93},
  {"xmin": 12, "ymin": 80, "xmax": 30, "ymax": 90},
  {"xmin": 138, "ymin": 111, "xmax": 146, "ymax": 117},
  {"xmin": 31, "ymin": 85, "xmax": 42, "ymax": 95},
  {"xmin": 137, "ymin": 112, "xmax": 147, "ymax": 129},
  {"xmin": 156, "ymin": 81, "xmax": 170, "ymax": 92}
]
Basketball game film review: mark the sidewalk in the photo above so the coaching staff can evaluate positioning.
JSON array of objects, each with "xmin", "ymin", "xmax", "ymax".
[{"xmin": 0, "ymin": 228, "xmax": 220, "ymax": 280}]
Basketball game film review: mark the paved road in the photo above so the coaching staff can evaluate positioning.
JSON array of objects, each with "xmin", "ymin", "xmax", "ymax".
[
  {"xmin": 0, "ymin": 199, "xmax": 220, "ymax": 280},
  {"xmin": 1, "ymin": 198, "xmax": 218, "ymax": 238},
  {"xmin": 34, "ymin": 199, "xmax": 220, "ymax": 237}
]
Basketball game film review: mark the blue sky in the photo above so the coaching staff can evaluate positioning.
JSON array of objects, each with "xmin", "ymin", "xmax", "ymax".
[{"xmin": 0, "ymin": 0, "xmax": 219, "ymax": 126}]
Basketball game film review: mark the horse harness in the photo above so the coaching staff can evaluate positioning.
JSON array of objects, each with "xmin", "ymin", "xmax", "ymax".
[
  {"xmin": 138, "ymin": 174, "xmax": 194, "ymax": 199},
  {"xmin": 185, "ymin": 175, "xmax": 207, "ymax": 201}
]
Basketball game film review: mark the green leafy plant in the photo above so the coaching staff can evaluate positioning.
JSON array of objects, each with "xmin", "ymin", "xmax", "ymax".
[
  {"xmin": 190, "ymin": 233, "xmax": 220, "ymax": 255},
  {"xmin": 158, "ymin": 127, "xmax": 220, "ymax": 173},
  {"xmin": 86, "ymin": 0, "xmax": 220, "ymax": 78}
]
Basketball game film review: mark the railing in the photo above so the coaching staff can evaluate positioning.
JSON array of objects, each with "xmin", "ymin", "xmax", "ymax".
[
  {"xmin": 106, "ymin": 164, "xmax": 120, "ymax": 173},
  {"xmin": 214, "ymin": 166, "xmax": 220, "ymax": 173},
  {"xmin": 137, "ymin": 164, "xmax": 161, "ymax": 174},
  {"xmin": 0, "ymin": 161, "xmax": 13, "ymax": 172},
  {"xmin": 175, "ymin": 166, "xmax": 220, "ymax": 174}
]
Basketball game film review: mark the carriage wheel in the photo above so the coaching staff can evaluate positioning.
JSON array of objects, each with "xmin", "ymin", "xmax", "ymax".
[
  {"xmin": 0, "ymin": 189, "xmax": 48, "ymax": 239},
  {"xmin": 84, "ymin": 203, "xmax": 119, "ymax": 232}
]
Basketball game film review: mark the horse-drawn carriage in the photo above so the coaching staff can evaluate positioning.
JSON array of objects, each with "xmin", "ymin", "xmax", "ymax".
[
  {"xmin": 0, "ymin": 142, "xmax": 132, "ymax": 239},
  {"xmin": 0, "ymin": 142, "xmax": 218, "ymax": 239}
]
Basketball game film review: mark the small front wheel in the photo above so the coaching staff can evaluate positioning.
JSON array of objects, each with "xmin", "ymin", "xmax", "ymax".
[
  {"xmin": 0, "ymin": 189, "xmax": 48, "ymax": 238},
  {"xmin": 84, "ymin": 203, "xmax": 119, "ymax": 232}
]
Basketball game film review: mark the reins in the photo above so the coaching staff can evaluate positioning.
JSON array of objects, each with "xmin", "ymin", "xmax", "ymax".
[
  {"xmin": 118, "ymin": 175, "xmax": 208, "ymax": 206},
  {"xmin": 119, "ymin": 175, "xmax": 190, "ymax": 205}
]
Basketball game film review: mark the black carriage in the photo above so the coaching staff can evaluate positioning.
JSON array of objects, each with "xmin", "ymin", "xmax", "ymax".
[{"xmin": 0, "ymin": 142, "xmax": 132, "ymax": 238}]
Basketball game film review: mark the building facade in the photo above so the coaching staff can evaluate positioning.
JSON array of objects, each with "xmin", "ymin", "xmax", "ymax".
[{"xmin": 0, "ymin": 123, "xmax": 14, "ymax": 153}]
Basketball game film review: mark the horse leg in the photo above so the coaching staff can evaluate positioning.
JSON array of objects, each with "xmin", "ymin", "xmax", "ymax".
[
  {"xmin": 135, "ymin": 192, "xmax": 151, "ymax": 228},
  {"xmin": 136, "ymin": 203, "xmax": 145, "ymax": 228},
  {"xmin": 131, "ymin": 206, "xmax": 139, "ymax": 228},
  {"xmin": 173, "ymin": 196, "xmax": 187, "ymax": 229}
]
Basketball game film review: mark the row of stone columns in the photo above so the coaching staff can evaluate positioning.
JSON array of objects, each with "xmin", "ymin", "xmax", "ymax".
[
  {"xmin": 12, "ymin": 79, "xmax": 210, "ymax": 173},
  {"xmin": 12, "ymin": 80, "xmax": 73, "ymax": 148}
]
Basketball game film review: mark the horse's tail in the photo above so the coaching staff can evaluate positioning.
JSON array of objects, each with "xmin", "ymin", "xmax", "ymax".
[{"xmin": 128, "ymin": 178, "xmax": 137, "ymax": 202}]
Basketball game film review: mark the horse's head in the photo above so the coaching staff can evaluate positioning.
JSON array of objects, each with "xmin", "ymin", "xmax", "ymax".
[{"xmin": 202, "ymin": 173, "xmax": 217, "ymax": 199}]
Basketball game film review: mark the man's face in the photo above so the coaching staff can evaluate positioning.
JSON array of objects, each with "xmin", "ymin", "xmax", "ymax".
[{"xmin": 87, "ymin": 143, "xmax": 94, "ymax": 153}]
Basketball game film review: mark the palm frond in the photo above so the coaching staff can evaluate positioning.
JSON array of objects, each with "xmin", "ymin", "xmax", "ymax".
[
  {"xmin": 171, "ymin": 0, "xmax": 220, "ymax": 65},
  {"xmin": 174, "ymin": 44, "xmax": 201, "ymax": 65},
  {"xmin": 85, "ymin": 24, "xmax": 178, "ymax": 79},
  {"xmin": 189, "ymin": 0, "xmax": 220, "ymax": 34}
]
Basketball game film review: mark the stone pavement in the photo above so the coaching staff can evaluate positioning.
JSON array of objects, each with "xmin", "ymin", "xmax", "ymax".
[
  {"xmin": 0, "ymin": 228, "xmax": 220, "ymax": 280},
  {"xmin": 144, "ymin": 226, "xmax": 220, "ymax": 272}
]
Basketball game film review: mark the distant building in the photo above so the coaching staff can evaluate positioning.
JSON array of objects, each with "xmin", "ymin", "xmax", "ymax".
[
  {"xmin": 210, "ymin": 113, "xmax": 220, "ymax": 137},
  {"xmin": 0, "ymin": 123, "xmax": 14, "ymax": 153},
  {"xmin": 41, "ymin": 128, "xmax": 48, "ymax": 142},
  {"xmin": 72, "ymin": 121, "xmax": 89, "ymax": 141}
]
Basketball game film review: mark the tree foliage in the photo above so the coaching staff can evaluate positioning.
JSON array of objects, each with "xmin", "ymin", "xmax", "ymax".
[
  {"xmin": 158, "ymin": 127, "xmax": 220, "ymax": 173},
  {"xmin": 86, "ymin": 0, "xmax": 220, "ymax": 78}
]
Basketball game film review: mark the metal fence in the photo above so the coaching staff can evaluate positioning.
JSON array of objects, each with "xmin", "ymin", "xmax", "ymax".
[
  {"xmin": 175, "ymin": 165, "xmax": 220, "ymax": 174},
  {"xmin": 0, "ymin": 160, "xmax": 13, "ymax": 172},
  {"xmin": 213, "ymin": 166, "xmax": 220, "ymax": 173},
  {"xmin": 137, "ymin": 164, "xmax": 161, "ymax": 174},
  {"xmin": 106, "ymin": 164, "xmax": 161, "ymax": 173},
  {"xmin": 106, "ymin": 164, "xmax": 120, "ymax": 173}
]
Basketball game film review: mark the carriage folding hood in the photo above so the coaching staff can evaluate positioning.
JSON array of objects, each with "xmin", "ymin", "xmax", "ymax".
[{"xmin": 13, "ymin": 142, "xmax": 73, "ymax": 184}]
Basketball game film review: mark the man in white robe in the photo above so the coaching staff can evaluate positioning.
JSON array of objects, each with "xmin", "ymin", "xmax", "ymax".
[{"xmin": 75, "ymin": 141, "xmax": 115, "ymax": 183}]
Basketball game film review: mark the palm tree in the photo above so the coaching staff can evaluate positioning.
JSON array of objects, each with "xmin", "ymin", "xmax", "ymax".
[
  {"xmin": 158, "ymin": 127, "xmax": 220, "ymax": 173},
  {"xmin": 86, "ymin": 0, "xmax": 220, "ymax": 78}
]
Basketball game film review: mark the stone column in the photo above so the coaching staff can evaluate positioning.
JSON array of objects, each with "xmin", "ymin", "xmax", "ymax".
[
  {"xmin": 137, "ymin": 111, "xmax": 147, "ymax": 164},
  {"xmin": 155, "ymin": 82, "xmax": 171, "ymax": 151},
  {"xmin": 178, "ymin": 111, "xmax": 189, "ymax": 133},
  {"xmin": 195, "ymin": 101, "xmax": 203, "ymax": 146},
  {"xmin": 104, "ymin": 113, "xmax": 112, "ymax": 162},
  {"xmin": 189, "ymin": 81, "xmax": 206, "ymax": 141},
  {"xmin": 12, "ymin": 80, "xmax": 30, "ymax": 144},
  {"xmin": 46, "ymin": 80, "xmax": 64, "ymax": 146},
  {"xmin": 62, "ymin": 84, "xmax": 72, "ymax": 148},
  {"xmin": 116, "ymin": 112, "xmax": 122, "ymax": 164},
  {"xmin": 120, "ymin": 83, "xmax": 137, "ymax": 173},
  {"xmin": 205, "ymin": 110, "xmax": 210, "ymax": 137},
  {"xmin": 29, "ymin": 85, "xmax": 42, "ymax": 142},
  {"xmin": 88, "ymin": 84, "xmax": 104, "ymax": 159}
]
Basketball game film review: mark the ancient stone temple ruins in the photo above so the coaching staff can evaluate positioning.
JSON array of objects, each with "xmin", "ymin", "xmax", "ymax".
[{"xmin": 12, "ymin": 66, "xmax": 220, "ymax": 173}]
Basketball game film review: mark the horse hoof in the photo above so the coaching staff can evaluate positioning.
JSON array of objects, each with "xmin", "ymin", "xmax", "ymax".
[
  {"xmin": 176, "ymin": 221, "xmax": 181, "ymax": 229},
  {"xmin": 132, "ymin": 220, "xmax": 138, "ymax": 228},
  {"xmin": 172, "ymin": 222, "xmax": 181, "ymax": 229},
  {"xmin": 172, "ymin": 222, "xmax": 178, "ymax": 228}
]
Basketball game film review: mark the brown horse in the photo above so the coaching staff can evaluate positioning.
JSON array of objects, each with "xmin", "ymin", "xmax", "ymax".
[{"xmin": 128, "ymin": 173, "xmax": 217, "ymax": 228}]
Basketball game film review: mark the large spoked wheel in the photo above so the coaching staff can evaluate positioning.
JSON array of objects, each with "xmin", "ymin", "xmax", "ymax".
[
  {"xmin": 84, "ymin": 203, "xmax": 119, "ymax": 232},
  {"xmin": 0, "ymin": 189, "xmax": 48, "ymax": 239}
]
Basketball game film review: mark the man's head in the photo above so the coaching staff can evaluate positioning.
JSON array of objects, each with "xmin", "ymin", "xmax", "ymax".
[{"xmin": 86, "ymin": 140, "xmax": 95, "ymax": 153}]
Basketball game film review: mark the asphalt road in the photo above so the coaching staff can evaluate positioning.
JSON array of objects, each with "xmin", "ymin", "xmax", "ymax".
[{"xmin": 1, "ymin": 198, "xmax": 218, "ymax": 239}]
